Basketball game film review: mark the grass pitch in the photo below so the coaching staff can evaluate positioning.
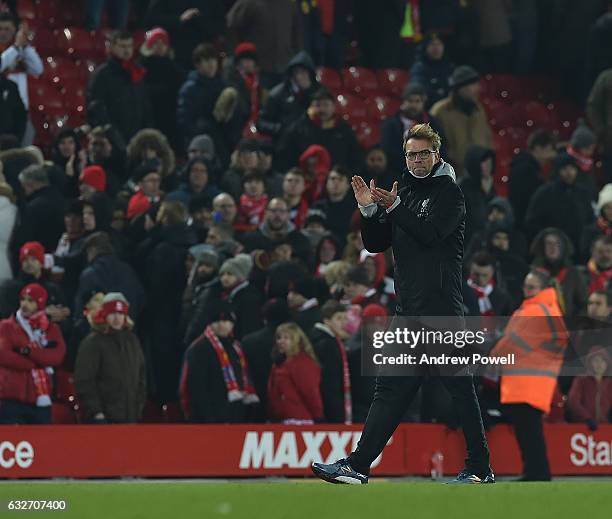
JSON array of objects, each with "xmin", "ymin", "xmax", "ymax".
[{"xmin": 0, "ymin": 480, "xmax": 611, "ymax": 519}]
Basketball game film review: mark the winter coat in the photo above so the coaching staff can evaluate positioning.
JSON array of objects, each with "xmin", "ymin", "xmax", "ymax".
[
  {"xmin": 240, "ymin": 222, "xmax": 313, "ymax": 266},
  {"xmin": 176, "ymin": 71, "xmax": 227, "ymax": 145},
  {"xmin": 309, "ymin": 324, "xmax": 346, "ymax": 423},
  {"xmin": 87, "ymin": 57, "xmax": 154, "ymax": 145},
  {"xmin": 267, "ymin": 351, "xmax": 323, "ymax": 421},
  {"xmin": 430, "ymin": 96, "xmax": 493, "ymax": 172},
  {"xmin": 75, "ymin": 254, "xmax": 145, "ymax": 321},
  {"xmin": 11, "ymin": 185, "xmax": 65, "ymax": 260},
  {"xmin": 508, "ymin": 150, "xmax": 543, "ymax": 229},
  {"xmin": 185, "ymin": 280, "xmax": 264, "ymax": 345},
  {"xmin": 458, "ymin": 145, "xmax": 496, "ymax": 244},
  {"xmin": 226, "ymin": 0, "xmax": 303, "ymax": 75},
  {"xmin": 0, "ymin": 77, "xmax": 26, "ymax": 141},
  {"xmin": 145, "ymin": 0, "xmax": 226, "ymax": 70},
  {"xmin": 0, "ymin": 194, "xmax": 16, "ymax": 283},
  {"xmin": 380, "ymin": 112, "xmax": 445, "ymax": 174},
  {"xmin": 141, "ymin": 55, "xmax": 185, "ymax": 147},
  {"xmin": 587, "ymin": 69, "xmax": 612, "ymax": 154},
  {"xmin": 360, "ymin": 161, "xmax": 465, "ymax": 316},
  {"xmin": 277, "ymin": 113, "xmax": 363, "ymax": 172},
  {"xmin": 180, "ymin": 333, "xmax": 249, "ymax": 423},
  {"xmin": 525, "ymin": 180, "xmax": 594, "ymax": 255},
  {"xmin": 0, "ymin": 316, "xmax": 66, "ymax": 404},
  {"xmin": 568, "ymin": 376, "xmax": 612, "ymax": 423},
  {"xmin": 241, "ymin": 325, "xmax": 275, "ymax": 420},
  {"xmin": 410, "ymin": 55, "xmax": 455, "ymax": 109},
  {"xmin": 312, "ymin": 192, "xmax": 357, "ymax": 246},
  {"xmin": 166, "ymin": 182, "xmax": 219, "ymax": 209},
  {"xmin": 74, "ymin": 327, "xmax": 146, "ymax": 423},
  {"xmin": 257, "ymin": 51, "xmax": 318, "ymax": 138}
]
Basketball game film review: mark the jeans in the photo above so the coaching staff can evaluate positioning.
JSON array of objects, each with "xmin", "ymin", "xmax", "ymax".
[
  {"xmin": 0, "ymin": 400, "xmax": 52, "ymax": 424},
  {"xmin": 347, "ymin": 374, "xmax": 491, "ymax": 476}
]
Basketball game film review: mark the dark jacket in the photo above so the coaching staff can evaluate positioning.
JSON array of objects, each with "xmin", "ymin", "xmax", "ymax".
[
  {"xmin": 74, "ymin": 327, "xmax": 146, "ymax": 423},
  {"xmin": 309, "ymin": 323, "xmax": 346, "ymax": 423},
  {"xmin": 313, "ymin": 192, "xmax": 357, "ymax": 247},
  {"xmin": 257, "ymin": 51, "xmax": 318, "ymax": 138},
  {"xmin": 185, "ymin": 279, "xmax": 264, "ymax": 345},
  {"xmin": 180, "ymin": 333, "xmax": 249, "ymax": 423},
  {"xmin": 240, "ymin": 221, "xmax": 312, "ymax": 266},
  {"xmin": 267, "ymin": 351, "xmax": 323, "ymax": 421},
  {"xmin": 241, "ymin": 325, "xmax": 275, "ymax": 421},
  {"xmin": 87, "ymin": 57, "xmax": 154, "ymax": 145},
  {"xmin": 141, "ymin": 55, "xmax": 185, "ymax": 147},
  {"xmin": 525, "ymin": 179, "xmax": 594, "ymax": 255},
  {"xmin": 277, "ymin": 113, "xmax": 363, "ymax": 171},
  {"xmin": 176, "ymin": 70, "xmax": 227, "ymax": 146},
  {"xmin": 361, "ymin": 161, "xmax": 465, "ymax": 316},
  {"xmin": 12, "ymin": 185, "xmax": 65, "ymax": 262},
  {"xmin": 0, "ymin": 77, "xmax": 26, "ymax": 141},
  {"xmin": 459, "ymin": 145, "xmax": 496, "ymax": 244},
  {"xmin": 508, "ymin": 150, "xmax": 543, "ymax": 231},
  {"xmin": 380, "ymin": 112, "xmax": 445, "ymax": 174},
  {"xmin": 409, "ymin": 48, "xmax": 455, "ymax": 109},
  {"xmin": 75, "ymin": 254, "xmax": 145, "ymax": 321}
]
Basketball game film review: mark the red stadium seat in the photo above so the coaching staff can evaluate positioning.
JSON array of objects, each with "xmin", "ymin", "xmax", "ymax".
[
  {"xmin": 316, "ymin": 67, "xmax": 343, "ymax": 91},
  {"xmin": 485, "ymin": 99, "xmax": 521, "ymax": 129},
  {"xmin": 57, "ymin": 27, "xmax": 98, "ymax": 60},
  {"xmin": 354, "ymin": 120, "xmax": 381, "ymax": 149},
  {"xmin": 56, "ymin": 0, "xmax": 85, "ymax": 27},
  {"xmin": 336, "ymin": 93, "xmax": 369, "ymax": 123},
  {"xmin": 486, "ymin": 74, "xmax": 523, "ymax": 103},
  {"xmin": 32, "ymin": 28, "xmax": 61, "ymax": 58},
  {"xmin": 341, "ymin": 67, "xmax": 380, "ymax": 97},
  {"xmin": 376, "ymin": 68, "xmax": 409, "ymax": 97},
  {"xmin": 366, "ymin": 95, "xmax": 400, "ymax": 121},
  {"xmin": 29, "ymin": 80, "xmax": 64, "ymax": 111},
  {"xmin": 17, "ymin": 0, "xmax": 37, "ymax": 22},
  {"xmin": 521, "ymin": 100, "xmax": 558, "ymax": 130}
]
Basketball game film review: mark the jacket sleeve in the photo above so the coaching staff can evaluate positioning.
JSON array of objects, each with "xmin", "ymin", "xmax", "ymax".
[
  {"xmin": 185, "ymin": 345, "xmax": 215, "ymax": 422},
  {"xmin": 586, "ymin": 72, "xmax": 609, "ymax": 139},
  {"xmin": 0, "ymin": 322, "xmax": 37, "ymax": 371},
  {"xmin": 567, "ymin": 377, "xmax": 592, "ymax": 421},
  {"xmin": 387, "ymin": 182, "xmax": 465, "ymax": 248},
  {"xmin": 74, "ymin": 335, "xmax": 104, "ymax": 417},
  {"xmin": 523, "ymin": 187, "xmax": 545, "ymax": 241},
  {"xmin": 291, "ymin": 359, "xmax": 324, "ymax": 420},
  {"xmin": 176, "ymin": 81, "xmax": 199, "ymax": 143},
  {"xmin": 360, "ymin": 209, "xmax": 392, "ymax": 253},
  {"xmin": 11, "ymin": 85, "xmax": 26, "ymax": 141},
  {"xmin": 87, "ymin": 67, "xmax": 110, "ymax": 127},
  {"xmin": 28, "ymin": 325, "xmax": 66, "ymax": 367},
  {"xmin": 257, "ymin": 91, "xmax": 282, "ymax": 136}
]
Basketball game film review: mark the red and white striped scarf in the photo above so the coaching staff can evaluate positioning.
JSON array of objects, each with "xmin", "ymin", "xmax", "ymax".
[
  {"xmin": 467, "ymin": 278, "xmax": 495, "ymax": 316},
  {"xmin": 15, "ymin": 310, "xmax": 52, "ymax": 407},
  {"xmin": 204, "ymin": 326, "xmax": 259, "ymax": 405}
]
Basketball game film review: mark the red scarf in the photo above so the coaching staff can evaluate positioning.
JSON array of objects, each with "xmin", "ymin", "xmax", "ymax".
[
  {"xmin": 467, "ymin": 277, "xmax": 496, "ymax": 316},
  {"xmin": 332, "ymin": 333, "xmax": 352, "ymax": 425},
  {"xmin": 238, "ymin": 194, "xmax": 268, "ymax": 229},
  {"xmin": 587, "ymin": 259, "xmax": 612, "ymax": 294},
  {"xmin": 290, "ymin": 198, "xmax": 310, "ymax": 229},
  {"xmin": 15, "ymin": 310, "xmax": 52, "ymax": 406},
  {"xmin": 240, "ymin": 70, "xmax": 260, "ymax": 125},
  {"xmin": 597, "ymin": 217, "xmax": 612, "ymax": 235},
  {"xmin": 120, "ymin": 59, "xmax": 146, "ymax": 84},
  {"xmin": 566, "ymin": 145, "xmax": 594, "ymax": 172},
  {"xmin": 204, "ymin": 326, "xmax": 259, "ymax": 405}
]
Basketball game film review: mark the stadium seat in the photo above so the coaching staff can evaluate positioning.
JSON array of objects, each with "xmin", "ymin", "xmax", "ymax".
[
  {"xmin": 335, "ymin": 94, "xmax": 369, "ymax": 123},
  {"xmin": 57, "ymin": 27, "xmax": 98, "ymax": 60},
  {"xmin": 56, "ymin": 0, "xmax": 85, "ymax": 27},
  {"xmin": 29, "ymin": 80, "xmax": 64, "ymax": 111},
  {"xmin": 341, "ymin": 67, "xmax": 380, "ymax": 97},
  {"xmin": 485, "ymin": 99, "xmax": 521, "ymax": 129},
  {"xmin": 316, "ymin": 67, "xmax": 343, "ymax": 91},
  {"xmin": 486, "ymin": 74, "xmax": 523, "ymax": 103},
  {"xmin": 354, "ymin": 120, "xmax": 381, "ymax": 149},
  {"xmin": 376, "ymin": 68, "xmax": 409, "ymax": 97},
  {"xmin": 366, "ymin": 95, "xmax": 400, "ymax": 121},
  {"xmin": 16, "ymin": 0, "xmax": 37, "ymax": 22},
  {"xmin": 32, "ymin": 28, "xmax": 61, "ymax": 58},
  {"xmin": 521, "ymin": 100, "xmax": 557, "ymax": 130}
]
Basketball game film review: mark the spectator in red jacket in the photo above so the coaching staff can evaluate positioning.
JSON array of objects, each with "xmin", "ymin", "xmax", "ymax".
[
  {"xmin": 0, "ymin": 283, "xmax": 66, "ymax": 424},
  {"xmin": 127, "ymin": 160, "xmax": 164, "ymax": 220},
  {"xmin": 567, "ymin": 346, "xmax": 612, "ymax": 429},
  {"xmin": 267, "ymin": 322, "xmax": 323, "ymax": 423}
]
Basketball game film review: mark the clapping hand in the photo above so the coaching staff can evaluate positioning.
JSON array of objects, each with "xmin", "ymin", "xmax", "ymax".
[
  {"xmin": 351, "ymin": 175, "xmax": 374, "ymax": 206},
  {"xmin": 372, "ymin": 181, "xmax": 399, "ymax": 209}
]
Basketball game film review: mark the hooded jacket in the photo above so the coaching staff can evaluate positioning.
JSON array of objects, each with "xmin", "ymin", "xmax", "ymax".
[
  {"xmin": 409, "ymin": 35, "xmax": 455, "ymax": 109},
  {"xmin": 459, "ymin": 145, "xmax": 496, "ymax": 243},
  {"xmin": 298, "ymin": 144, "xmax": 331, "ymax": 204},
  {"xmin": 360, "ymin": 160, "xmax": 465, "ymax": 316},
  {"xmin": 257, "ymin": 51, "xmax": 318, "ymax": 138}
]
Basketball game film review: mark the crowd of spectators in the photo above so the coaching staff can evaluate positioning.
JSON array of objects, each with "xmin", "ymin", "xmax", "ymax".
[{"xmin": 0, "ymin": 0, "xmax": 611, "ymax": 428}]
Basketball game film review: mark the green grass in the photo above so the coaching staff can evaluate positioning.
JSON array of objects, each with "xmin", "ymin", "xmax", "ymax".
[{"xmin": 0, "ymin": 481, "xmax": 611, "ymax": 519}]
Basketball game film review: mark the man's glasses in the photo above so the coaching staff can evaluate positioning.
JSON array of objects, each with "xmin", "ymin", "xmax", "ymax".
[{"xmin": 405, "ymin": 149, "xmax": 435, "ymax": 161}]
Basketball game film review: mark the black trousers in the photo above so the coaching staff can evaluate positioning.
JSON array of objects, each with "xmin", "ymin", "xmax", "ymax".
[
  {"xmin": 347, "ymin": 375, "xmax": 491, "ymax": 476},
  {"xmin": 505, "ymin": 403, "xmax": 551, "ymax": 481},
  {"xmin": 0, "ymin": 400, "xmax": 52, "ymax": 424}
]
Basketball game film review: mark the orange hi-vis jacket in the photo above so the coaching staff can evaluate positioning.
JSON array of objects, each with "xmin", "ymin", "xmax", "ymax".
[{"xmin": 491, "ymin": 287, "xmax": 569, "ymax": 414}]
